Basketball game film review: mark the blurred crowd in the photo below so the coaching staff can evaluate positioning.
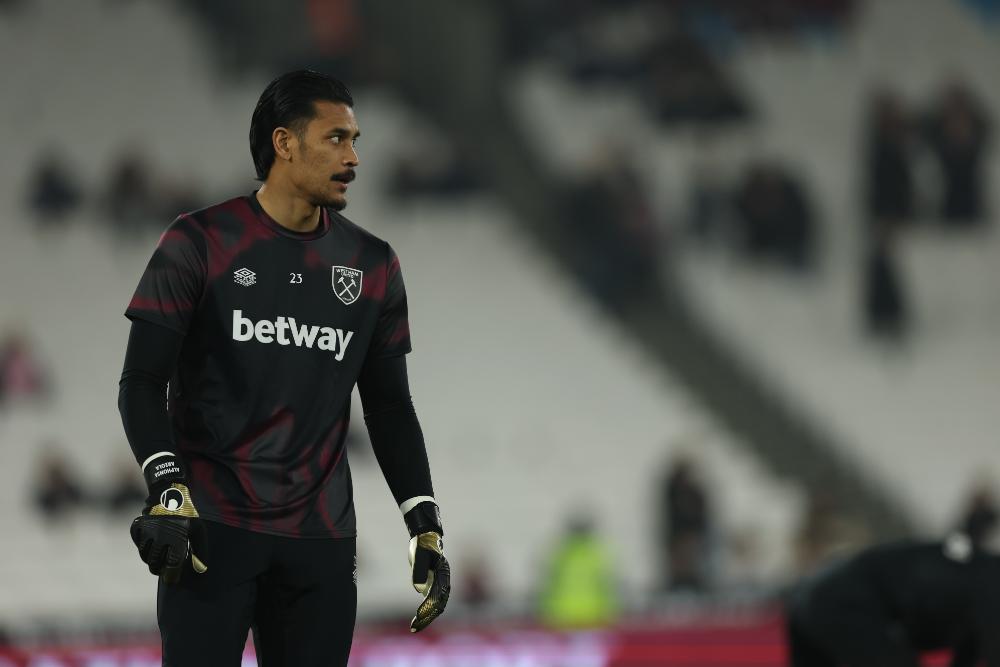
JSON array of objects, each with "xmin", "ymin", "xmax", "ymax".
[
  {"xmin": 32, "ymin": 447, "xmax": 147, "ymax": 524},
  {"xmin": 861, "ymin": 82, "xmax": 992, "ymax": 341},
  {"xmin": 25, "ymin": 151, "xmax": 206, "ymax": 240},
  {"xmin": 502, "ymin": 0, "xmax": 858, "ymax": 128},
  {"xmin": 450, "ymin": 451, "xmax": 1000, "ymax": 630},
  {"xmin": 4, "ymin": 0, "xmax": 998, "ymax": 641}
]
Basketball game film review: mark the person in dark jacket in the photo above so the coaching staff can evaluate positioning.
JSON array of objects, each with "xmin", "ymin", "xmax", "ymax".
[{"xmin": 786, "ymin": 535, "xmax": 1000, "ymax": 667}]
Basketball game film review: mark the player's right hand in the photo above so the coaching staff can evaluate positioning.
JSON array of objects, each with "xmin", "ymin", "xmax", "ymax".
[{"xmin": 130, "ymin": 482, "xmax": 208, "ymax": 584}]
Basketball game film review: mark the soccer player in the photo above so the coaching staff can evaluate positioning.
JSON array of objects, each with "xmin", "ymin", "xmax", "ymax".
[
  {"xmin": 117, "ymin": 70, "xmax": 450, "ymax": 667},
  {"xmin": 785, "ymin": 535, "xmax": 1000, "ymax": 667}
]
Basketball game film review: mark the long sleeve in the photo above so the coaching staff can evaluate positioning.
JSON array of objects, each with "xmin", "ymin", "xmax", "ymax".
[
  {"xmin": 118, "ymin": 319, "xmax": 184, "ymax": 474},
  {"xmin": 357, "ymin": 354, "xmax": 433, "ymax": 507}
]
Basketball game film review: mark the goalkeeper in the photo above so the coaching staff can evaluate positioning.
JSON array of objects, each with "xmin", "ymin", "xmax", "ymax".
[{"xmin": 118, "ymin": 70, "xmax": 449, "ymax": 667}]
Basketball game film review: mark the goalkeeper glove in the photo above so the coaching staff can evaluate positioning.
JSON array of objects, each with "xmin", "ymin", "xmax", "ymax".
[
  {"xmin": 130, "ymin": 453, "xmax": 208, "ymax": 584},
  {"xmin": 403, "ymin": 500, "xmax": 451, "ymax": 632}
]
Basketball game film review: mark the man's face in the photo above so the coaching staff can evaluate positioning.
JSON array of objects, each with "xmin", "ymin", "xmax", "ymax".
[{"xmin": 289, "ymin": 101, "xmax": 360, "ymax": 211}]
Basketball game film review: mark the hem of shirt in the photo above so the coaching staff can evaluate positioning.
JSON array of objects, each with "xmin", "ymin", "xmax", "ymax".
[
  {"xmin": 197, "ymin": 511, "xmax": 357, "ymax": 540},
  {"xmin": 124, "ymin": 311, "xmax": 188, "ymax": 336}
]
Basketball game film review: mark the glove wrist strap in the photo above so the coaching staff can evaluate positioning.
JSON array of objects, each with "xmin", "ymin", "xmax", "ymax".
[
  {"xmin": 404, "ymin": 501, "xmax": 443, "ymax": 538},
  {"xmin": 142, "ymin": 452, "xmax": 187, "ymax": 497}
]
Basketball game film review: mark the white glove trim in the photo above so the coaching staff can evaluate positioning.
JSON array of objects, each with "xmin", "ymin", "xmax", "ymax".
[
  {"xmin": 141, "ymin": 451, "xmax": 177, "ymax": 472},
  {"xmin": 399, "ymin": 495, "xmax": 436, "ymax": 516}
]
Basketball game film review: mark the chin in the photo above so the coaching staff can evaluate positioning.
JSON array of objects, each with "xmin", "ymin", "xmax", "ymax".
[{"xmin": 313, "ymin": 192, "xmax": 348, "ymax": 211}]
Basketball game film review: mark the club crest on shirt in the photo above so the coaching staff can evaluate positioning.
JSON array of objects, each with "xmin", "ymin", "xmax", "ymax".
[{"xmin": 332, "ymin": 266, "xmax": 363, "ymax": 305}]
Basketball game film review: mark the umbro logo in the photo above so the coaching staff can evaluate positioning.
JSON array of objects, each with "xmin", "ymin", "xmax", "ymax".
[{"xmin": 234, "ymin": 267, "xmax": 256, "ymax": 287}]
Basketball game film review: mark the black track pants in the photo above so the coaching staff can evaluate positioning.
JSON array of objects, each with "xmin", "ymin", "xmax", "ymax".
[{"xmin": 157, "ymin": 520, "xmax": 357, "ymax": 667}]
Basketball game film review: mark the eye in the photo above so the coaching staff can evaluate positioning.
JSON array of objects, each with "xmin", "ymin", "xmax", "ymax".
[{"xmin": 330, "ymin": 135, "xmax": 341, "ymax": 144}]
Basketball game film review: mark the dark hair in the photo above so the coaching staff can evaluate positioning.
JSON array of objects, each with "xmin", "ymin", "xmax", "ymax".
[{"xmin": 249, "ymin": 70, "xmax": 354, "ymax": 180}]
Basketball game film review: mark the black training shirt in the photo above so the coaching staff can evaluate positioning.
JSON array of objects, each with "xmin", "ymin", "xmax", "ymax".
[{"xmin": 125, "ymin": 193, "xmax": 410, "ymax": 537}]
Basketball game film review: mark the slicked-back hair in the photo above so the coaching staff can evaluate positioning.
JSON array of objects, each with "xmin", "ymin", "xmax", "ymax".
[{"xmin": 249, "ymin": 70, "xmax": 354, "ymax": 181}]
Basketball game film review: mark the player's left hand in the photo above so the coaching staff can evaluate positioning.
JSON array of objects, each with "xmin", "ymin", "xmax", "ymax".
[{"xmin": 408, "ymin": 530, "xmax": 450, "ymax": 632}]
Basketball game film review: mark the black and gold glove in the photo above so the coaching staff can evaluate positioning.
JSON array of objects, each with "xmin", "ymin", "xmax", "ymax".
[
  {"xmin": 404, "ymin": 501, "xmax": 450, "ymax": 632},
  {"xmin": 130, "ymin": 454, "xmax": 208, "ymax": 584}
]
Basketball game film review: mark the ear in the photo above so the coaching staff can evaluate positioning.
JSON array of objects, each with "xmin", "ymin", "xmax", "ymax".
[{"xmin": 272, "ymin": 127, "xmax": 295, "ymax": 163}]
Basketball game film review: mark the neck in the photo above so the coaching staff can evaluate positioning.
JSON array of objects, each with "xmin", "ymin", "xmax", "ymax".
[{"xmin": 256, "ymin": 182, "xmax": 322, "ymax": 233}]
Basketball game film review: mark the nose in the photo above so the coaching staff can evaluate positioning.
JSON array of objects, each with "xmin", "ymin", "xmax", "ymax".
[{"xmin": 344, "ymin": 145, "xmax": 359, "ymax": 168}]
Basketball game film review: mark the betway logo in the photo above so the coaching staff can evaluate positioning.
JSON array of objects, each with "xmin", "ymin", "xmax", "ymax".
[{"xmin": 232, "ymin": 310, "xmax": 354, "ymax": 361}]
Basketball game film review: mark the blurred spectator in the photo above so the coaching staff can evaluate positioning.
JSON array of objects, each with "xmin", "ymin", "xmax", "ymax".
[
  {"xmin": 457, "ymin": 546, "xmax": 495, "ymax": 610},
  {"xmin": 539, "ymin": 514, "xmax": 618, "ymax": 629},
  {"xmin": 158, "ymin": 178, "xmax": 204, "ymax": 223},
  {"xmin": 307, "ymin": 0, "xmax": 361, "ymax": 57},
  {"xmin": 26, "ymin": 153, "xmax": 82, "ymax": 225},
  {"xmin": 864, "ymin": 89, "xmax": 915, "ymax": 228},
  {"xmin": 734, "ymin": 160, "xmax": 816, "ymax": 271},
  {"xmin": 566, "ymin": 147, "xmax": 661, "ymax": 309},
  {"xmin": 102, "ymin": 151, "xmax": 161, "ymax": 232},
  {"xmin": 956, "ymin": 481, "xmax": 998, "ymax": 549},
  {"xmin": 520, "ymin": 1, "xmax": 749, "ymax": 126},
  {"xmin": 388, "ymin": 133, "xmax": 485, "ymax": 200},
  {"xmin": 794, "ymin": 489, "xmax": 868, "ymax": 574},
  {"xmin": 105, "ymin": 456, "xmax": 147, "ymax": 514},
  {"xmin": 33, "ymin": 448, "xmax": 86, "ymax": 523},
  {"xmin": 862, "ymin": 222, "xmax": 909, "ymax": 342},
  {"xmin": 659, "ymin": 455, "xmax": 712, "ymax": 591},
  {"xmin": 307, "ymin": 0, "xmax": 363, "ymax": 83},
  {"xmin": 642, "ymin": 30, "xmax": 750, "ymax": 126},
  {"xmin": 924, "ymin": 82, "xmax": 991, "ymax": 225},
  {"xmin": 0, "ymin": 331, "xmax": 51, "ymax": 407},
  {"xmin": 561, "ymin": 2, "xmax": 667, "ymax": 85}
]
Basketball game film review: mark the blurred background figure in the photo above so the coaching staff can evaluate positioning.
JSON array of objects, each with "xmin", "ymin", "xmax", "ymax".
[
  {"xmin": 0, "ymin": 331, "xmax": 51, "ymax": 408},
  {"xmin": 455, "ymin": 545, "xmax": 496, "ymax": 612},
  {"xmin": 388, "ymin": 128, "xmax": 485, "ymax": 201},
  {"xmin": 658, "ymin": 454, "xmax": 713, "ymax": 592},
  {"xmin": 25, "ymin": 152, "xmax": 82, "ymax": 228},
  {"xmin": 734, "ymin": 160, "xmax": 817, "ymax": 272},
  {"xmin": 101, "ymin": 151, "xmax": 163, "ymax": 234},
  {"xmin": 565, "ymin": 145, "xmax": 662, "ymax": 310},
  {"xmin": 538, "ymin": 514, "xmax": 618, "ymax": 630},
  {"xmin": 862, "ymin": 221, "xmax": 910, "ymax": 342},
  {"xmin": 103, "ymin": 455, "xmax": 147, "ymax": 516},
  {"xmin": 864, "ymin": 89, "xmax": 916, "ymax": 230},
  {"xmin": 32, "ymin": 446, "xmax": 86, "ymax": 525},
  {"xmin": 955, "ymin": 479, "xmax": 999, "ymax": 549},
  {"xmin": 785, "ymin": 535, "xmax": 1000, "ymax": 667},
  {"xmin": 924, "ymin": 81, "xmax": 991, "ymax": 226}
]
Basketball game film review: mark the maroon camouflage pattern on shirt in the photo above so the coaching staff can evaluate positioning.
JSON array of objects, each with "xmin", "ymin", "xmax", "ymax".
[{"xmin": 126, "ymin": 193, "xmax": 410, "ymax": 537}]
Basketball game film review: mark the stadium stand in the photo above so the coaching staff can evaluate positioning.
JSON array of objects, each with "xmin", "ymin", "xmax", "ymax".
[
  {"xmin": 512, "ymin": 0, "xmax": 1000, "ymax": 533},
  {"xmin": 0, "ymin": 0, "xmax": 800, "ymax": 633}
]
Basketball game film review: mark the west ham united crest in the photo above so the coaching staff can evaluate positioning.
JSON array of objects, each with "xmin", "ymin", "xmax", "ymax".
[{"xmin": 332, "ymin": 266, "xmax": 363, "ymax": 305}]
